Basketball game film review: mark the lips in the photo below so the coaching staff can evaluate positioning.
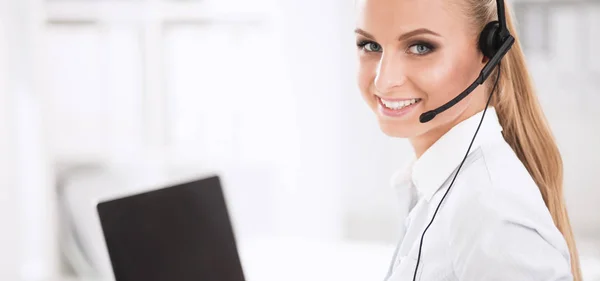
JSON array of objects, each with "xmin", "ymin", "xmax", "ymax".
[
  {"xmin": 376, "ymin": 96, "xmax": 422, "ymax": 118},
  {"xmin": 379, "ymin": 97, "xmax": 422, "ymax": 110}
]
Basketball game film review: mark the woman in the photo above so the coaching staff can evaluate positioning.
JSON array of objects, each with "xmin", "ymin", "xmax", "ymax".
[{"xmin": 354, "ymin": 0, "xmax": 581, "ymax": 280}]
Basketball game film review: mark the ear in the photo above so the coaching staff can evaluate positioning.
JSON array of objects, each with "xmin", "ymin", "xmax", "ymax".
[{"xmin": 481, "ymin": 53, "xmax": 490, "ymax": 64}]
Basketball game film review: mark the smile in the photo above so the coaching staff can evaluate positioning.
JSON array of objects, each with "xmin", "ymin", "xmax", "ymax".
[
  {"xmin": 376, "ymin": 97, "xmax": 422, "ymax": 118},
  {"xmin": 379, "ymin": 97, "xmax": 422, "ymax": 110}
]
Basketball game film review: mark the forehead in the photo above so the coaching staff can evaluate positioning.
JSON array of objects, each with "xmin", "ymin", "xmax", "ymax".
[{"xmin": 355, "ymin": 0, "xmax": 462, "ymax": 37}]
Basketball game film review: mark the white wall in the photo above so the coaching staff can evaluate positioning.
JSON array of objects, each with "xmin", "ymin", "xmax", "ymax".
[
  {"xmin": 0, "ymin": 0, "xmax": 60, "ymax": 279},
  {"xmin": 0, "ymin": 0, "xmax": 19, "ymax": 278},
  {"xmin": 274, "ymin": 0, "xmax": 350, "ymax": 241}
]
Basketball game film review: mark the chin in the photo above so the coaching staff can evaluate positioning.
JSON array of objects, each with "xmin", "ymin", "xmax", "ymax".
[{"xmin": 377, "ymin": 121, "xmax": 415, "ymax": 138}]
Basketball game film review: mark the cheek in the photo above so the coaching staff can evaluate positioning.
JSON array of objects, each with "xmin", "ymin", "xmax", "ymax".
[
  {"xmin": 412, "ymin": 54, "xmax": 475, "ymax": 108},
  {"xmin": 415, "ymin": 59, "xmax": 456, "ymax": 101},
  {"xmin": 357, "ymin": 57, "xmax": 377, "ymax": 99}
]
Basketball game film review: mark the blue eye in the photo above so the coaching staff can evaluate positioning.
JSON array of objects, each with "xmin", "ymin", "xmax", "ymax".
[
  {"xmin": 357, "ymin": 40, "xmax": 382, "ymax": 52},
  {"xmin": 408, "ymin": 43, "xmax": 434, "ymax": 55},
  {"xmin": 365, "ymin": 42, "xmax": 382, "ymax": 52}
]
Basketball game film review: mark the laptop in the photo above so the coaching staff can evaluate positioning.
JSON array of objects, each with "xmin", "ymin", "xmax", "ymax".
[{"xmin": 96, "ymin": 175, "xmax": 246, "ymax": 281}]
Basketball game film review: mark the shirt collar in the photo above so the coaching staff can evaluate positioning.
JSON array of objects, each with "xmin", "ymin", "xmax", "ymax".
[{"xmin": 392, "ymin": 107, "xmax": 504, "ymax": 202}]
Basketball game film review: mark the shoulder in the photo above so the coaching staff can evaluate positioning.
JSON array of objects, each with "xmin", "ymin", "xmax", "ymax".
[
  {"xmin": 445, "ymin": 139, "xmax": 557, "ymax": 230},
  {"xmin": 440, "ymin": 141, "xmax": 572, "ymax": 280}
]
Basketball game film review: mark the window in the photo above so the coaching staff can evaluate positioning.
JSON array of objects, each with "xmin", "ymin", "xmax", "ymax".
[{"xmin": 42, "ymin": 0, "xmax": 282, "ymax": 168}]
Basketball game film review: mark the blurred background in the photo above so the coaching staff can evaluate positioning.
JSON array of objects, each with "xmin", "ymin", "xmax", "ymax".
[{"xmin": 0, "ymin": 0, "xmax": 599, "ymax": 280}]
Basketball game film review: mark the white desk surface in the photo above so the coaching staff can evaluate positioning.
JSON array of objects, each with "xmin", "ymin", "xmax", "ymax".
[
  {"xmin": 46, "ymin": 237, "xmax": 395, "ymax": 281},
  {"xmin": 29, "ymin": 237, "xmax": 600, "ymax": 281}
]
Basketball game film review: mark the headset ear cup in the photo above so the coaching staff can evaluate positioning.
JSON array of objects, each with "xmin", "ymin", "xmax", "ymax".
[{"xmin": 478, "ymin": 21, "xmax": 501, "ymax": 59}]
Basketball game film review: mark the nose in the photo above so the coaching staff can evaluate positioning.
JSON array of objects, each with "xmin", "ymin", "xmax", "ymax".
[{"xmin": 374, "ymin": 52, "xmax": 407, "ymax": 94}]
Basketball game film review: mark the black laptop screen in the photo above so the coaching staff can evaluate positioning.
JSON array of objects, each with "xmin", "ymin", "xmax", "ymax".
[{"xmin": 97, "ymin": 176, "xmax": 246, "ymax": 281}]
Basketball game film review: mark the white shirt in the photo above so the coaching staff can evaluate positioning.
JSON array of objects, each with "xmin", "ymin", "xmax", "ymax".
[{"xmin": 384, "ymin": 107, "xmax": 573, "ymax": 281}]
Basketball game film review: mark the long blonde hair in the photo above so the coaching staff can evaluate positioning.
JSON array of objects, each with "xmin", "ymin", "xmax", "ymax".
[{"xmin": 465, "ymin": 1, "xmax": 582, "ymax": 279}]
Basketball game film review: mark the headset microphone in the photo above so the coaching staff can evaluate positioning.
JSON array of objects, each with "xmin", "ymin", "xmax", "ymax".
[{"xmin": 419, "ymin": 1, "xmax": 515, "ymax": 124}]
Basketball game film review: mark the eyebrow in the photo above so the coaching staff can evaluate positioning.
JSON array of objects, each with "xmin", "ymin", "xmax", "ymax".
[{"xmin": 354, "ymin": 28, "xmax": 441, "ymax": 41}]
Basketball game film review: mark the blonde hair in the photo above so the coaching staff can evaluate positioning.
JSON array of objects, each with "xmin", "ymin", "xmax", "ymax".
[{"xmin": 466, "ymin": 1, "xmax": 582, "ymax": 280}]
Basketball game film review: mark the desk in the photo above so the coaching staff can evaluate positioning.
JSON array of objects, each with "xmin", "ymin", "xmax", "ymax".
[
  {"xmin": 48, "ymin": 237, "xmax": 395, "ymax": 281},
  {"xmin": 41, "ymin": 237, "xmax": 600, "ymax": 281}
]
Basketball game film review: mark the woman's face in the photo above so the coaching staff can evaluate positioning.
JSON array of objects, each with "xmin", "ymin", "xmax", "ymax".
[{"xmin": 355, "ymin": 0, "xmax": 489, "ymax": 154}]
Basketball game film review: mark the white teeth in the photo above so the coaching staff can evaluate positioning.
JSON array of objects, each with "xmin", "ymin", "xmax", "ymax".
[{"xmin": 380, "ymin": 98, "xmax": 420, "ymax": 110}]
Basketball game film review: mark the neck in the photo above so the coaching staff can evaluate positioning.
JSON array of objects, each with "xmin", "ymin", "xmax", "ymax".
[
  {"xmin": 410, "ymin": 122, "xmax": 455, "ymax": 158},
  {"xmin": 410, "ymin": 103, "xmax": 488, "ymax": 158}
]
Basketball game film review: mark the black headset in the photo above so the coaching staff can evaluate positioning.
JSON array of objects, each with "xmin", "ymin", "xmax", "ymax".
[
  {"xmin": 419, "ymin": 0, "xmax": 514, "ymax": 123},
  {"xmin": 411, "ymin": 0, "xmax": 514, "ymax": 280}
]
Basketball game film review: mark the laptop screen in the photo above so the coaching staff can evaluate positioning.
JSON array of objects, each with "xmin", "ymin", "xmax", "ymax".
[{"xmin": 97, "ymin": 175, "xmax": 246, "ymax": 281}]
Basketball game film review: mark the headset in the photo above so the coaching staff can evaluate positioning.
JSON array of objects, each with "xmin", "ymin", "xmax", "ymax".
[{"xmin": 412, "ymin": 0, "xmax": 515, "ymax": 280}]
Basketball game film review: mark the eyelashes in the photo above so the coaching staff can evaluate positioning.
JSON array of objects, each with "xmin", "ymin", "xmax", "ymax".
[
  {"xmin": 356, "ymin": 40, "xmax": 382, "ymax": 52},
  {"xmin": 356, "ymin": 39, "xmax": 437, "ymax": 56},
  {"xmin": 408, "ymin": 41, "xmax": 436, "ymax": 55}
]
